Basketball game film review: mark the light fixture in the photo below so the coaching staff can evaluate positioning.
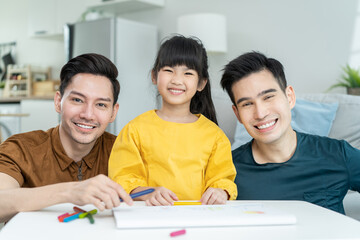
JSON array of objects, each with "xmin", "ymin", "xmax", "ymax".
[{"xmin": 177, "ymin": 13, "xmax": 227, "ymax": 53}]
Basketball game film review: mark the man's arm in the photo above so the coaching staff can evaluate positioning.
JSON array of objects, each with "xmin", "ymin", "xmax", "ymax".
[{"xmin": 0, "ymin": 173, "xmax": 133, "ymax": 223}]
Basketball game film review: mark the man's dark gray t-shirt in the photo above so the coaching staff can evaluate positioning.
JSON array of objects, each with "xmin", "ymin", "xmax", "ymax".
[{"xmin": 233, "ymin": 131, "xmax": 360, "ymax": 214}]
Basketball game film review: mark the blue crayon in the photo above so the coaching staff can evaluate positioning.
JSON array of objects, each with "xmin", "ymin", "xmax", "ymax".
[
  {"xmin": 120, "ymin": 188, "xmax": 155, "ymax": 202},
  {"xmin": 63, "ymin": 212, "xmax": 81, "ymax": 222}
]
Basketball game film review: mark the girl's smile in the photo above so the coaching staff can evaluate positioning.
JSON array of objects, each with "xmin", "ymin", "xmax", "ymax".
[{"xmin": 168, "ymin": 88, "xmax": 185, "ymax": 95}]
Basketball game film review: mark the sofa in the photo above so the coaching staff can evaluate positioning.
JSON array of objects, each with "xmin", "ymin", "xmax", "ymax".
[{"xmin": 212, "ymin": 89, "xmax": 360, "ymax": 220}]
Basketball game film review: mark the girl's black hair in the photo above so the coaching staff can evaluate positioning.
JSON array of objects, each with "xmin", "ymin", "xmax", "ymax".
[{"xmin": 152, "ymin": 35, "xmax": 218, "ymax": 124}]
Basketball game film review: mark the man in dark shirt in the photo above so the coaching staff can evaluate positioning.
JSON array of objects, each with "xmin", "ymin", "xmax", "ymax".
[
  {"xmin": 220, "ymin": 51, "xmax": 360, "ymax": 214},
  {"xmin": 0, "ymin": 53, "xmax": 132, "ymax": 223}
]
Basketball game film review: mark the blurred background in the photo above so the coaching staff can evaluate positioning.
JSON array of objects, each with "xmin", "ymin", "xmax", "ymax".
[
  {"xmin": 1, "ymin": 0, "xmax": 359, "ymax": 93},
  {"xmin": 0, "ymin": 0, "xmax": 359, "ymax": 140}
]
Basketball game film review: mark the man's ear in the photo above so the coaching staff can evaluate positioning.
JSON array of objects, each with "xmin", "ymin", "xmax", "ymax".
[
  {"xmin": 109, "ymin": 103, "xmax": 119, "ymax": 123},
  {"xmin": 54, "ymin": 91, "xmax": 62, "ymax": 113},
  {"xmin": 285, "ymin": 85, "xmax": 296, "ymax": 110},
  {"xmin": 232, "ymin": 104, "xmax": 242, "ymax": 124},
  {"xmin": 197, "ymin": 79, "xmax": 208, "ymax": 92}
]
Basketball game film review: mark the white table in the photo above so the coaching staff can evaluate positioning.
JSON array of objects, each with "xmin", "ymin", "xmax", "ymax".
[{"xmin": 1, "ymin": 200, "xmax": 360, "ymax": 240}]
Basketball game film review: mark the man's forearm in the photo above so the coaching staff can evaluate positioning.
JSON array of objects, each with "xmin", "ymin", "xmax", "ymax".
[
  {"xmin": 0, "ymin": 183, "xmax": 72, "ymax": 223},
  {"xmin": 0, "ymin": 174, "xmax": 133, "ymax": 223}
]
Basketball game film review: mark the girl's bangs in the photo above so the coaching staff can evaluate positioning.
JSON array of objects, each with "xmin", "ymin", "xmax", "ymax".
[{"xmin": 157, "ymin": 42, "xmax": 202, "ymax": 74}]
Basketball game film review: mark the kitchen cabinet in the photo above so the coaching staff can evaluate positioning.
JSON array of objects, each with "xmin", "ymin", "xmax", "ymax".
[
  {"xmin": 28, "ymin": 0, "xmax": 56, "ymax": 37},
  {"xmin": 0, "ymin": 103, "xmax": 21, "ymax": 142},
  {"xmin": 28, "ymin": 0, "xmax": 100, "ymax": 37},
  {"xmin": 0, "ymin": 99, "xmax": 58, "ymax": 142},
  {"xmin": 20, "ymin": 99, "xmax": 59, "ymax": 133}
]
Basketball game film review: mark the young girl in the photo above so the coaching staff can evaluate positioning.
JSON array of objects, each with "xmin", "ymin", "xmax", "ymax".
[{"xmin": 109, "ymin": 35, "xmax": 237, "ymax": 206}]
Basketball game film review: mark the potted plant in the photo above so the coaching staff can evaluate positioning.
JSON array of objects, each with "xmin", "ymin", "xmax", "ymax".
[
  {"xmin": 0, "ymin": 81, "xmax": 5, "ymax": 98},
  {"xmin": 328, "ymin": 65, "xmax": 360, "ymax": 95}
]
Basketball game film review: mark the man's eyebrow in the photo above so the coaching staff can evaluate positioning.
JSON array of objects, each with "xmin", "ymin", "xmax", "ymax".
[
  {"xmin": 69, "ymin": 91, "xmax": 86, "ymax": 98},
  {"xmin": 69, "ymin": 91, "xmax": 112, "ymax": 102},
  {"xmin": 98, "ymin": 97, "xmax": 112, "ymax": 102},
  {"xmin": 236, "ymin": 97, "xmax": 250, "ymax": 105},
  {"xmin": 236, "ymin": 88, "xmax": 277, "ymax": 105},
  {"xmin": 260, "ymin": 88, "xmax": 277, "ymax": 96}
]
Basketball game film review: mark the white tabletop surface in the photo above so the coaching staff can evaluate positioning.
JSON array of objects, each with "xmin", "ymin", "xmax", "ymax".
[{"xmin": 1, "ymin": 200, "xmax": 360, "ymax": 240}]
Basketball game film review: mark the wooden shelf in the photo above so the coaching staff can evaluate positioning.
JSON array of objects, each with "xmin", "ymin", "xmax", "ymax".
[
  {"xmin": 3, "ymin": 65, "xmax": 51, "ymax": 98},
  {"xmin": 7, "ymin": 80, "xmax": 28, "ymax": 84},
  {"xmin": 0, "ymin": 113, "xmax": 30, "ymax": 117},
  {"xmin": 9, "ymin": 90, "xmax": 28, "ymax": 96},
  {"xmin": 87, "ymin": 0, "xmax": 164, "ymax": 14}
]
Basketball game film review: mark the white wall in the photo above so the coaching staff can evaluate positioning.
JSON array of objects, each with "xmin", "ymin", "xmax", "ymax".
[
  {"xmin": 0, "ymin": 0, "xmax": 359, "ymax": 94},
  {"xmin": 120, "ymin": 0, "xmax": 360, "ymax": 94},
  {"xmin": 0, "ymin": 0, "xmax": 65, "ymax": 80}
]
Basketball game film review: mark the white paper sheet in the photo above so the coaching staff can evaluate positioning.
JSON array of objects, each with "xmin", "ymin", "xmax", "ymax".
[{"xmin": 113, "ymin": 203, "xmax": 297, "ymax": 229}]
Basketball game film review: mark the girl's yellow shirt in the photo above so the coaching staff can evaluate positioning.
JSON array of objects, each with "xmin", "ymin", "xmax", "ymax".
[{"xmin": 109, "ymin": 110, "xmax": 237, "ymax": 200}]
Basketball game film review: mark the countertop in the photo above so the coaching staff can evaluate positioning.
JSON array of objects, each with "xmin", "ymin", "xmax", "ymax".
[{"xmin": 0, "ymin": 96, "xmax": 54, "ymax": 103}]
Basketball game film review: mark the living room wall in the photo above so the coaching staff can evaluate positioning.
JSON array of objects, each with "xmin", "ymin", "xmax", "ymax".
[
  {"xmin": 0, "ymin": 0, "xmax": 359, "ymax": 94},
  {"xmin": 121, "ymin": 0, "xmax": 359, "ymax": 94}
]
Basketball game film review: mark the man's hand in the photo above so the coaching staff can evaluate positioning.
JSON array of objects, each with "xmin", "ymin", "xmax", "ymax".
[
  {"xmin": 66, "ymin": 174, "xmax": 133, "ymax": 211},
  {"xmin": 200, "ymin": 188, "xmax": 228, "ymax": 205}
]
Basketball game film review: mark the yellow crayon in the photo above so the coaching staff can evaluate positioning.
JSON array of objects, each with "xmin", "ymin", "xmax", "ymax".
[
  {"xmin": 79, "ymin": 212, "xmax": 88, "ymax": 219},
  {"xmin": 79, "ymin": 209, "xmax": 97, "ymax": 219},
  {"xmin": 173, "ymin": 201, "xmax": 202, "ymax": 206},
  {"xmin": 88, "ymin": 209, "xmax": 98, "ymax": 215}
]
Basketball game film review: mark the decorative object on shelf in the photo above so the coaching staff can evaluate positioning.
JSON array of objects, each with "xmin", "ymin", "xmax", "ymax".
[
  {"xmin": 32, "ymin": 80, "xmax": 60, "ymax": 97},
  {"xmin": 3, "ymin": 65, "xmax": 52, "ymax": 98},
  {"xmin": 78, "ymin": 9, "xmax": 114, "ymax": 22},
  {"xmin": 0, "ymin": 81, "xmax": 5, "ymax": 98},
  {"xmin": 0, "ymin": 41, "xmax": 16, "ymax": 81},
  {"xmin": 328, "ymin": 64, "xmax": 360, "ymax": 96},
  {"xmin": 87, "ymin": 0, "xmax": 165, "ymax": 15},
  {"xmin": 177, "ymin": 13, "xmax": 227, "ymax": 53}
]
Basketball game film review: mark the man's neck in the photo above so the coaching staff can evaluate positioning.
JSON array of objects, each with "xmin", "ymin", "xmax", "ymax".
[
  {"xmin": 58, "ymin": 128, "xmax": 96, "ymax": 163},
  {"xmin": 64, "ymin": 142, "xmax": 95, "ymax": 163},
  {"xmin": 252, "ymin": 129, "xmax": 297, "ymax": 164}
]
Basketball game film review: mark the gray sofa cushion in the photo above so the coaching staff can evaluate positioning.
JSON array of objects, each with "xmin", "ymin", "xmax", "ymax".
[{"xmin": 298, "ymin": 93, "xmax": 360, "ymax": 149}]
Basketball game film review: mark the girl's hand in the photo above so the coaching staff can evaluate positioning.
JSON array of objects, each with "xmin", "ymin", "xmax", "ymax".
[
  {"xmin": 200, "ymin": 188, "xmax": 228, "ymax": 205},
  {"xmin": 131, "ymin": 186, "xmax": 178, "ymax": 206}
]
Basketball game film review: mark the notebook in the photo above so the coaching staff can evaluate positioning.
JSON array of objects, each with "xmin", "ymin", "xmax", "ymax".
[{"xmin": 113, "ymin": 203, "xmax": 297, "ymax": 229}]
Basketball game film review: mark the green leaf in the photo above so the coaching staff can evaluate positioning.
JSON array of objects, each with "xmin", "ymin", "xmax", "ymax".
[{"xmin": 328, "ymin": 64, "xmax": 360, "ymax": 91}]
